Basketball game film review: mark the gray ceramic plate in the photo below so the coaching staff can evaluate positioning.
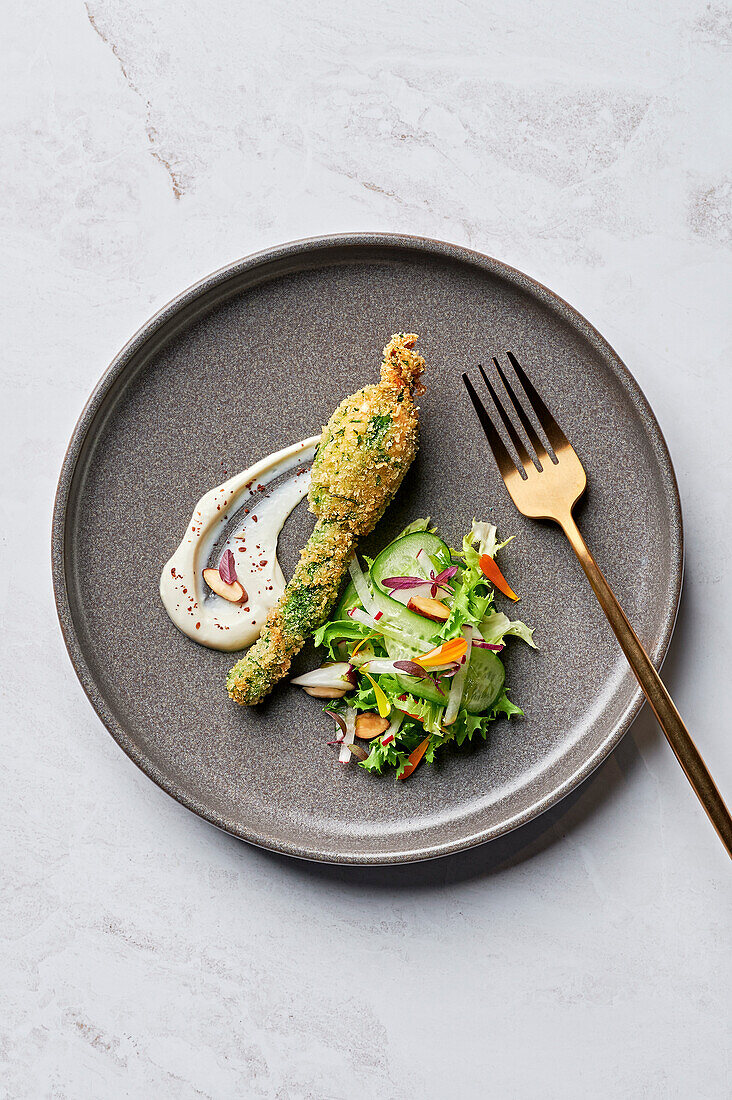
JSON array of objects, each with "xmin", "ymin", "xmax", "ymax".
[{"xmin": 52, "ymin": 234, "xmax": 682, "ymax": 864}]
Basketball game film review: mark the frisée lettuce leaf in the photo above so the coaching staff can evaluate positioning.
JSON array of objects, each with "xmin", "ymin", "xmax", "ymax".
[{"xmin": 303, "ymin": 517, "xmax": 535, "ymax": 778}]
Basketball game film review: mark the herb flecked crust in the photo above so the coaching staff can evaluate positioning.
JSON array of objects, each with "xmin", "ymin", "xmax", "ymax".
[{"xmin": 227, "ymin": 333, "xmax": 425, "ymax": 705}]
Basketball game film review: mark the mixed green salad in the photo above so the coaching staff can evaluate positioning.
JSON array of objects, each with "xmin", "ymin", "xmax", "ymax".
[{"xmin": 290, "ymin": 519, "xmax": 535, "ymax": 778}]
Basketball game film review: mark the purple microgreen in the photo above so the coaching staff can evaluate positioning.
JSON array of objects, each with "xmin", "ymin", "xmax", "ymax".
[
  {"xmin": 428, "ymin": 674, "xmax": 447, "ymax": 697},
  {"xmin": 393, "ymin": 660, "xmax": 427, "ymax": 678},
  {"xmin": 434, "ymin": 566, "xmax": 458, "ymax": 583},
  {"xmin": 329, "ymin": 712, "xmax": 348, "ymax": 738},
  {"xmin": 382, "ymin": 575, "xmax": 430, "ymax": 591},
  {"xmin": 472, "ymin": 639, "xmax": 505, "ymax": 651},
  {"xmin": 218, "ymin": 548, "xmax": 237, "ymax": 585},
  {"xmin": 426, "ymin": 565, "xmax": 457, "ymax": 598}
]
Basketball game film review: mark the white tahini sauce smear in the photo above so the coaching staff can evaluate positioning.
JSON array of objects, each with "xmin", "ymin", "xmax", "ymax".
[{"xmin": 160, "ymin": 437, "xmax": 319, "ymax": 651}]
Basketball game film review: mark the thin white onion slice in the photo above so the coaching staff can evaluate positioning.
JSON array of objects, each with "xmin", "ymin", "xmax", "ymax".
[
  {"xmin": 348, "ymin": 606, "xmax": 421, "ymax": 650},
  {"xmin": 348, "ymin": 557, "xmax": 378, "ymax": 616},
  {"xmin": 357, "ymin": 658, "xmax": 402, "ymax": 676},
  {"xmin": 443, "ymin": 626, "xmax": 473, "ymax": 726},
  {"xmin": 339, "ymin": 706, "xmax": 357, "ymax": 763},
  {"xmin": 291, "ymin": 662, "xmax": 353, "ymax": 690}
]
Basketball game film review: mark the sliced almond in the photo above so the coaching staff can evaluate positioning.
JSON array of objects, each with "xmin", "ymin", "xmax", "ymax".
[
  {"xmin": 303, "ymin": 686, "xmax": 348, "ymax": 699},
  {"xmin": 355, "ymin": 712, "xmax": 390, "ymax": 740},
  {"xmin": 407, "ymin": 595, "xmax": 450, "ymax": 622},
  {"xmin": 203, "ymin": 567, "xmax": 247, "ymax": 603}
]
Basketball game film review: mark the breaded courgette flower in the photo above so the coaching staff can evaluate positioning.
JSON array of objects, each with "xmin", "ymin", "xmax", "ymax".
[{"xmin": 227, "ymin": 333, "xmax": 425, "ymax": 705}]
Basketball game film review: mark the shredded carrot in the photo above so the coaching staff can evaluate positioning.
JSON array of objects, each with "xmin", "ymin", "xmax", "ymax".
[
  {"xmin": 479, "ymin": 554, "xmax": 519, "ymax": 601},
  {"xmin": 416, "ymin": 637, "xmax": 468, "ymax": 668},
  {"xmin": 399, "ymin": 737, "xmax": 430, "ymax": 779}
]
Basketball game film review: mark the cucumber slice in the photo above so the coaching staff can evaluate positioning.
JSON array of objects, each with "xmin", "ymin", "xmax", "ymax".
[
  {"xmin": 371, "ymin": 531, "xmax": 449, "ymax": 594},
  {"xmin": 332, "ymin": 532, "xmax": 456, "ymax": 705},
  {"xmin": 463, "ymin": 648, "xmax": 505, "ymax": 714},
  {"xmin": 372, "ymin": 588, "xmax": 439, "ymax": 645},
  {"xmin": 394, "ymin": 672, "xmax": 447, "ymax": 706},
  {"xmin": 335, "ymin": 579, "xmax": 439, "ymax": 651},
  {"xmin": 392, "ymin": 648, "xmax": 505, "ymax": 711},
  {"xmin": 367, "ymin": 531, "xmax": 451, "ymax": 640}
]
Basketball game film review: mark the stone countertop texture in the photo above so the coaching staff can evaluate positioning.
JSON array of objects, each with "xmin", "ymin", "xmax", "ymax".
[{"xmin": 2, "ymin": 1, "xmax": 731, "ymax": 1097}]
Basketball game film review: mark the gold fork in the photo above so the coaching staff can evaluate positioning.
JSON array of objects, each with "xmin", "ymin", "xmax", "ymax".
[{"xmin": 463, "ymin": 353, "xmax": 732, "ymax": 857}]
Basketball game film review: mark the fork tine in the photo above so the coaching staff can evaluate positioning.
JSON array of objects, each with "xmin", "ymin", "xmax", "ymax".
[
  {"xmin": 506, "ymin": 351, "xmax": 569, "ymax": 453},
  {"xmin": 477, "ymin": 363, "xmax": 535, "ymax": 472},
  {"xmin": 461, "ymin": 373, "xmax": 519, "ymax": 479},
  {"xmin": 492, "ymin": 358, "xmax": 551, "ymax": 464}
]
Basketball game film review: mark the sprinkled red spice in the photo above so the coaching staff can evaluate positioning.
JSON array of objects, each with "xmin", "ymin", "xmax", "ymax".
[{"xmin": 195, "ymin": 622, "xmax": 201, "ymax": 630}]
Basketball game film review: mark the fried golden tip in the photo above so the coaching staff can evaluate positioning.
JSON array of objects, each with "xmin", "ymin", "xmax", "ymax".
[{"xmin": 380, "ymin": 333, "xmax": 426, "ymax": 393}]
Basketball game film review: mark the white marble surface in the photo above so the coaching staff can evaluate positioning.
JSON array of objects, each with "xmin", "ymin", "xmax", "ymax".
[{"xmin": 3, "ymin": 1, "xmax": 731, "ymax": 1096}]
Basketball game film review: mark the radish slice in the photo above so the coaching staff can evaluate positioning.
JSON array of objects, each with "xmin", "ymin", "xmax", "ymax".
[
  {"xmin": 381, "ymin": 710, "xmax": 404, "ymax": 746},
  {"xmin": 386, "ymin": 580, "xmax": 434, "ymax": 606},
  {"xmin": 339, "ymin": 707, "xmax": 357, "ymax": 763},
  {"xmin": 415, "ymin": 548, "xmax": 432, "ymax": 576},
  {"xmin": 348, "ymin": 607, "xmax": 378, "ymax": 628},
  {"xmin": 291, "ymin": 663, "xmax": 354, "ymax": 690},
  {"xmin": 443, "ymin": 626, "xmax": 473, "ymax": 726}
]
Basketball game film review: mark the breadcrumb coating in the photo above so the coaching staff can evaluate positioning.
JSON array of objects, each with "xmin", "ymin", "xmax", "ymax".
[{"xmin": 227, "ymin": 334, "xmax": 425, "ymax": 706}]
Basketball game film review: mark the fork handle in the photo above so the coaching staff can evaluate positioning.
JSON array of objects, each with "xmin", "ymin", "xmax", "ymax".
[{"xmin": 559, "ymin": 510, "xmax": 732, "ymax": 857}]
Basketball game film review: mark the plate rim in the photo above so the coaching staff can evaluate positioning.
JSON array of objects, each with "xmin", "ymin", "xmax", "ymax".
[{"xmin": 51, "ymin": 231, "xmax": 684, "ymax": 864}]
